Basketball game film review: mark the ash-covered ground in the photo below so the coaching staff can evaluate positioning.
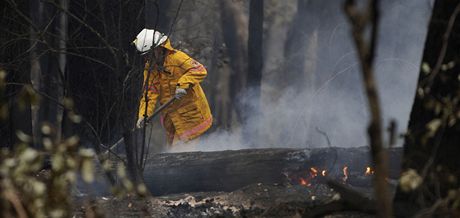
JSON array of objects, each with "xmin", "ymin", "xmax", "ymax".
[
  {"xmin": 73, "ymin": 182, "xmax": 386, "ymax": 217},
  {"xmin": 71, "ymin": 147, "xmax": 400, "ymax": 217}
]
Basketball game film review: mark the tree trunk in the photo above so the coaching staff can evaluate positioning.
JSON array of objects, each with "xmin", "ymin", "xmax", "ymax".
[
  {"xmin": 143, "ymin": 147, "xmax": 402, "ymax": 196},
  {"xmin": 393, "ymin": 0, "xmax": 460, "ymax": 216},
  {"xmin": 31, "ymin": 1, "xmax": 65, "ymax": 146},
  {"xmin": 124, "ymin": 132, "xmax": 143, "ymax": 184},
  {"xmin": 240, "ymin": 0, "xmax": 264, "ymax": 145},
  {"xmin": 0, "ymin": 0, "xmax": 33, "ymax": 149},
  {"xmin": 283, "ymin": 0, "xmax": 318, "ymax": 92},
  {"xmin": 247, "ymin": 0, "xmax": 264, "ymax": 93},
  {"xmin": 219, "ymin": 1, "xmax": 248, "ymax": 126}
]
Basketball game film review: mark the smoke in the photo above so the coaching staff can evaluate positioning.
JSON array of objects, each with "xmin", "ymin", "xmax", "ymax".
[{"xmin": 164, "ymin": 0, "xmax": 433, "ymax": 153}]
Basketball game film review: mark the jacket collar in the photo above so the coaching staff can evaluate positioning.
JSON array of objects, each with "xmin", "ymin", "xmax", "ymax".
[{"xmin": 160, "ymin": 39, "xmax": 175, "ymax": 51}]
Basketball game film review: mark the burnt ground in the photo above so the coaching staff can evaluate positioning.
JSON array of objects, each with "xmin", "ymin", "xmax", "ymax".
[
  {"xmin": 70, "ymin": 147, "xmax": 400, "ymax": 217},
  {"xmin": 73, "ymin": 182, "xmax": 389, "ymax": 217}
]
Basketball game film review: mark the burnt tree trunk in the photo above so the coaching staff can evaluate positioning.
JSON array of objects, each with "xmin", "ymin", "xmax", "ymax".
[
  {"xmin": 219, "ymin": 1, "xmax": 248, "ymax": 126},
  {"xmin": 0, "ymin": 0, "xmax": 33, "ymax": 149},
  {"xmin": 283, "ymin": 0, "xmax": 319, "ymax": 92},
  {"xmin": 247, "ymin": 0, "xmax": 264, "ymax": 98},
  {"xmin": 65, "ymin": 0, "xmax": 143, "ymax": 146},
  {"xmin": 143, "ymin": 147, "xmax": 402, "ymax": 196},
  {"xmin": 31, "ymin": 0, "xmax": 65, "ymax": 145},
  {"xmin": 24, "ymin": 1, "xmax": 67, "ymax": 148},
  {"xmin": 243, "ymin": 0, "xmax": 264, "ymax": 145},
  {"xmin": 393, "ymin": 0, "xmax": 460, "ymax": 216},
  {"xmin": 65, "ymin": 0, "xmax": 145, "ymax": 183},
  {"xmin": 207, "ymin": 29, "xmax": 226, "ymax": 128}
]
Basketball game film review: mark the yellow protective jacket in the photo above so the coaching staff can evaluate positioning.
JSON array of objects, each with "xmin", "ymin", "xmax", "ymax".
[{"xmin": 138, "ymin": 39, "xmax": 212, "ymax": 142}]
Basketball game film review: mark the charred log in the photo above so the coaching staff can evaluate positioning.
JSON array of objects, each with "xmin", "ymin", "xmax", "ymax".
[{"xmin": 143, "ymin": 147, "xmax": 401, "ymax": 196}]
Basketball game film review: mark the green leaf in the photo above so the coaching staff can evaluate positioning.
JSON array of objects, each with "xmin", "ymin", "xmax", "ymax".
[
  {"xmin": 81, "ymin": 158, "xmax": 95, "ymax": 183},
  {"xmin": 426, "ymin": 119, "xmax": 442, "ymax": 137},
  {"xmin": 421, "ymin": 62, "xmax": 431, "ymax": 74}
]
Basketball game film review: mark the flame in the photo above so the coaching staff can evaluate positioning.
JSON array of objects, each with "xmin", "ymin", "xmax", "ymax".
[
  {"xmin": 342, "ymin": 166, "xmax": 349, "ymax": 182},
  {"xmin": 365, "ymin": 166, "xmax": 375, "ymax": 176},
  {"xmin": 310, "ymin": 167, "xmax": 318, "ymax": 178},
  {"xmin": 300, "ymin": 178, "xmax": 308, "ymax": 186},
  {"xmin": 297, "ymin": 165, "xmax": 356, "ymax": 186},
  {"xmin": 299, "ymin": 178, "xmax": 311, "ymax": 186}
]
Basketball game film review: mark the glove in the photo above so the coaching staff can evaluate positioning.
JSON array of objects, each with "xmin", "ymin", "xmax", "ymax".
[
  {"xmin": 175, "ymin": 87, "xmax": 187, "ymax": 99},
  {"xmin": 136, "ymin": 118, "xmax": 147, "ymax": 128}
]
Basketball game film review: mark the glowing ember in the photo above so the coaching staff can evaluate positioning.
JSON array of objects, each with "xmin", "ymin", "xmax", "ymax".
[
  {"xmin": 342, "ymin": 166, "xmax": 349, "ymax": 182},
  {"xmin": 299, "ymin": 178, "xmax": 311, "ymax": 186},
  {"xmin": 321, "ymin": 170, "xmax": 327, "ymax": 176},
  {"xmin": 300, "ymin": 178, "xmax": 307, "ymax": 186},
  {"xmin": 365, "ymin": 166, "xmax": 375, "ymax": 176},
  {"xmin": 296, "ymin": 165, "xmax": 357, "ymax": 186},
  {"xmin": 310, "ymin": 167, "xmax": 318, "ymax": 178}
]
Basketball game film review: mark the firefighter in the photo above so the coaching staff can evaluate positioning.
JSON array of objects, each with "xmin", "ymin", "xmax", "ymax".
[{"xmin": 133, "ymin": 28, "xmax": 212, "ymax": 145}]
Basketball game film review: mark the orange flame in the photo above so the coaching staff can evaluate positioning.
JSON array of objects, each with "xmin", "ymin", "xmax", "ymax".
[
  {"xmin": 299, "ymin": 178, "xmax": 311, "ymax": 186},
  {"xmin": 300, "ymin": 178, "xmax": 308, "ymax": 186},
  {"xmin": 365, "ymin": 166, "xmax": 374, "ymax": 176},
  {"xmin": 310, "ymin": 167, "xmax": 318, "ymax": 178},
  {"xmin": 342, "ymin": 166, "xmax": 349, "ymax": 182}
]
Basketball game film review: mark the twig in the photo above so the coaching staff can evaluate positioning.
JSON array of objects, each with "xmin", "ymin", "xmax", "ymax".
[
  {"xmin": 315, "ymin": 126, "xmax": 338, "ymax": 178},
  {"xmin": 315, "ymin": 127, "xmax": 332, "ymax": 146},
  {"xmin": 344, "ymin": 0, "xmax": 392, "ymax": 217},
  {"xmin": 44, "ymin": 0, "xmax": 119, "ymax": 70},
  {"xmin": 3, "ymin": 191, "xmax": 28, "ymax": 218},
  {"xmin": 387, "ymin": 119, "xmax": 397, "ymax": 148}
]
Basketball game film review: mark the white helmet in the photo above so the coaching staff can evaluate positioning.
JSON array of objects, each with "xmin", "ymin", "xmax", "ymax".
[{"xmin": 132, "ymin": 28, "xmax": 168, "ymax": 53}]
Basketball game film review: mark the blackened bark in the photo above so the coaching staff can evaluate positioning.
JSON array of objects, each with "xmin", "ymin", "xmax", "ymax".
[
  {"xmin": 207, "ymin": 30, "xmax": 227, "ymax": 128},
  {"xmin": 123, "ymin": 131, "xmax": 142, "ymax": 184},
  {"xmin": 393, "ymin": 0, "xmax": 460, "ymax": 216},
  {"xmin": 143, "ymin": 147, "xmax": 402, "ymax": 196},
  {"xmin": 31, "ymin": 1, "xmax": 65, "ymax": 146},
  {"xmin": 283, "ymin": 0, "xmax": 319, "ymax": 92},
  {"xmin": 0, "ymin": 0, "xmax": 33, "ymax": 148},
  {"xmin": 7, "ymin": 72, "xmax": 33, "ymax": 148},
  {"xmin": 243, "ymin": 0, "xmax": 264, "ymax": 145},
  {"xmin": 247, "ymin": 0, "xmax": 264, "ymax": 91},
  {"xmin": 65, "ymin": 0, "xmax": 144, "ymax": 147},
  {"xmin": 219, "ymin": 1, "xmax": 248, "ymax": 125}
]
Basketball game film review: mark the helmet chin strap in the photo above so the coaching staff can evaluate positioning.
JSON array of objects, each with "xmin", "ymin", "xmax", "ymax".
[
  {"xmin": 140, "ymin": 43, "xmax": 157, "ymax": 56},
  {"xmin": 140, "ymin": 50, "xmax": 150, "ymax": 56}
]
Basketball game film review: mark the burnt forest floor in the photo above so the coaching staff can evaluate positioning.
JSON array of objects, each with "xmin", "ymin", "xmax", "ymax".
[{"xmin": 72, "ymin": 182, "xmax": 392, "ymax": 218}]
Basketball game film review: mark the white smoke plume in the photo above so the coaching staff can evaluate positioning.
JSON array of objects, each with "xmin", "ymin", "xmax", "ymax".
[{"xmin": 164, "ymin": 0, "xmax": 433, "ymax": 153}]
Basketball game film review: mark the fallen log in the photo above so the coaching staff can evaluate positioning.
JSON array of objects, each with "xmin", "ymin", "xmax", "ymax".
[{"xmin": 143, "ymin": 147, "xmax": 401, "ymax": 196}]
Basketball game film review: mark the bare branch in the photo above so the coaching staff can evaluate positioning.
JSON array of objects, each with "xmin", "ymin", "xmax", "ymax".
[{"xmin": 344, "ymin": 0, "xmax": 393, "ymax": 217}]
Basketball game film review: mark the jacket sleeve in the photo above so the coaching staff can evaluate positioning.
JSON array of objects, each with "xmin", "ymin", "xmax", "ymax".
[
  {"xmin": 138, "ymin": 64, "xmax": 160, "ymax": 119},
  {"xmin": 176, "ymin": 55, "xmax": 207, "ymax": 89}
]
